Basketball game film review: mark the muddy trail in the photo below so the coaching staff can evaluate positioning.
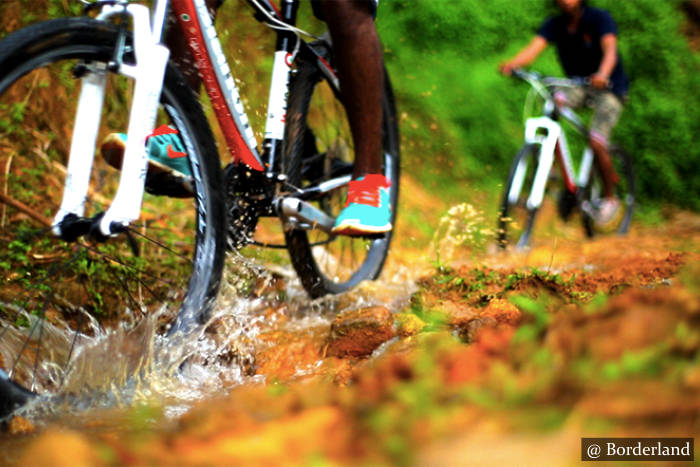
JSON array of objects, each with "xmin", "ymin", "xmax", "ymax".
[{"xmin": 2, "ymin": 202, "xmax": 699, "ymax": 466}]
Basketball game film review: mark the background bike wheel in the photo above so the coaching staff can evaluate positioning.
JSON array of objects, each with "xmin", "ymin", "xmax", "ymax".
[
  {"xmin": 0, "ymin": 18, "xmax": 225, "ymax": 416},
  {"xmin": 498, "ymin": 143, "xmax": 540, "ymax": 249},
  {"xmin": 283, "ymin": 57, "xmax": 400, "ymax": 297},
  {"xmin": 581, "ymin": 144, "xmax": 635, "ymax": 237}
]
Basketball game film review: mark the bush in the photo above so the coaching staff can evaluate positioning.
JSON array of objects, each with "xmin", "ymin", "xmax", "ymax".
[
  {"xmin": 3, "ymin": 0, "xmax": 698, "ymax": 209},
  {"xmin": 377, "ymin": 0, "xmax": 700, "ymax": 209}
]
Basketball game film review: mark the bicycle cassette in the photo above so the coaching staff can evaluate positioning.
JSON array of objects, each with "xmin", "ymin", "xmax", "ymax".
[{"xmin": 223, "ymin": 163, "xmax": 271, "ymax": 250}]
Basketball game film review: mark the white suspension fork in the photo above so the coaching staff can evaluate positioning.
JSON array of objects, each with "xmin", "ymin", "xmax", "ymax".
[
  {"xmin": 522, "ymin": 116, "xmax": 561, "ymax": 210},
  {"xmin": 508, "ymin": 151, "xmax": 532, "ymax": 205},
  {"xmin": 52, "ymin": 3, "xmax": 170, "ymax": 237},
  {"xmin": 52, "ymin": 67, "xmax": 107, "ymax": 235}
]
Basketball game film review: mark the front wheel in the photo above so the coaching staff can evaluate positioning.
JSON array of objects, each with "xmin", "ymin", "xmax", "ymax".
[
  {"xmin": 498, "ymin": 143, "xmax": 541, "ymax": 249},
  {"xmin": 0, "ymin": 18, "xmax": 225, "ymax": 417},
  {"xmin": 283, "ymin": 56, "xmax": 400, "ymax": 298},
  {"xmin": 581, "ymin": 144, "xmax": 635, "ymax": 237}
]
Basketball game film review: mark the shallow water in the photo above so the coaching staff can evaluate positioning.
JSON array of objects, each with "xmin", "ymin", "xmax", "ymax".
[{"xmin": 2, "ymin": 252, "xmax": 418, "ymax": 429}]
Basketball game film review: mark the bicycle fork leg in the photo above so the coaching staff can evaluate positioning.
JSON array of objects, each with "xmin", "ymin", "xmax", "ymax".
[
  {"xmin": 508, "ymin": 156, "xmax": 530, "ymax": 205},
  {"xmin": 98, "ymin": 4, "xmax": 170, "ymax": 236},
  {"xmin": 524, "ymin": 117, "xmax": 561, "ymax": 210},
  {"xmin": 98, "ymin": 44, "xmax": 170, "ymax": 236},
  {"xmin": 51, "ymin": 68, "xmax": 107, "ymax": 235},
  {"xmin": 51, "ymin": 4, "xmax": 170, "ymax": 238}
]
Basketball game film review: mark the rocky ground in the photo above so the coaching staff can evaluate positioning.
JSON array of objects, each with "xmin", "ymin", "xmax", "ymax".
[{"xmin": 3, "ymin": 201, "xmax": 699, "ymax": 466}]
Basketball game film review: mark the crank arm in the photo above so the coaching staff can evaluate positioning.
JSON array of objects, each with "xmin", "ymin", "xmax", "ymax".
[
  {"xmin": 296, "ymin": 174, "xmax": 351, "ymax": 201},
  {"xmin": 277, "ymin": 197, "xmax": 335, "ymax": 233}
]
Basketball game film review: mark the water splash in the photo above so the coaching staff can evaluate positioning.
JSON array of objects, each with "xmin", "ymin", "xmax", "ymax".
[{"xmin": 3, "ymin": 251, "xmax": 419, "ymax": 423}]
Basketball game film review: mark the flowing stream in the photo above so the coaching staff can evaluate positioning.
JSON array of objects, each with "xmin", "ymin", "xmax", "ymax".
[{"xmin": 2, "ymin": 253, "xmax": 419, "ymax": 431}]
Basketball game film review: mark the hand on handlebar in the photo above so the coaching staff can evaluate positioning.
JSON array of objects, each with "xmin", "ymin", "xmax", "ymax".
[
  {"xmin": 589, "ymin": 73, "xmax": 610, "ymax": 89},
  {"xmin": 499, "ymin": 62, "xmax": 516, "ymax": 76}
]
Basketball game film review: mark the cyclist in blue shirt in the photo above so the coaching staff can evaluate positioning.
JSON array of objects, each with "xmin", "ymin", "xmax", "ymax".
[{"xmin": 501, "ymin": 0, "xmax": 629, "ymax": 227}]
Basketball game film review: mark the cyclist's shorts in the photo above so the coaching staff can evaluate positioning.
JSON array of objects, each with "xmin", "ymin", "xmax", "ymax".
[
  {"xmin": 311, "ymin": 0, "xmax": 379, "ymax": 20},
  {"xmin": 554, "ymin": 85, "xmax": 623, "ymax": 146}
]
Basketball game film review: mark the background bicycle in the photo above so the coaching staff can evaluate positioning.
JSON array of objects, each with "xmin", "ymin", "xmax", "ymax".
[
  {"xmin": 498, "ymin": 69, "xmax": 635, "ymax": 249},
  {"xmin": 0, "ymin": 0, "xmax": 398, "ymax": 418}
]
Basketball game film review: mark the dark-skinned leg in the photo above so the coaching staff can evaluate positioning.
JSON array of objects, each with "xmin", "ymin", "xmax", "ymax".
[
  {"xmin": 589, "ymin": 136, "xmax": 618, "ymax": 198},
  {"xmin": 320, "ymin": 0, "xmax": 383, "ymax": 178}
]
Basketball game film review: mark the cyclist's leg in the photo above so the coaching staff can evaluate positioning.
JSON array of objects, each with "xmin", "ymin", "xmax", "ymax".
[
  {"xmin": 588, "ymin": 90, "xmax": 624, "ymax": 225},
  {"xmin": 589, "ymin": 90, "xmax": 623, "ymax": 198},
  {"xmin": 102, "ymin": 0, "xmax": 224, "ymax": 192},
  {"xmin": 316, "ymin": 0, "xmax": 382, "ymax": 178},
  {"xmin": 553, "ymin": 84, "xmax": 585, "ymax": 109},
  {"xmin": 317, "ymin": 0, "xmax": 391, "ymax": 235}
]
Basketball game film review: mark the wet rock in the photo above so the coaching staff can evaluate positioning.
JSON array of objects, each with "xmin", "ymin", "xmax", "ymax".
[
  {"xmin": 481, "ymin": 298, "xmax": 522, "ymax": 325},
  {"xmin": 447, "ymin": 305, "xmax": 479, "ymax": 327},
  {"xmin": 8, "ymin": 415, "xmax": 34, "ymax": 435},
  {"xmin": 326, "ymin": 306, "xmax": 395, "ymax": 358},
  {"xmin": 437, "ymin": 300, "xmax": 477, "ymax": 327},
  {"xmin": 255, "ymin": 329, "xmax": 327, "ymax": 380},
  {"xmin": 454, "ymin": 299, "xmax": 520, "ymax": 343},
  {"xmin": 256, "ymin": 339, "xmax": 322, "ymax": 380},
  {"xmin": 459, "ymin": 315, "xmax": 498, "ymax": 343}
]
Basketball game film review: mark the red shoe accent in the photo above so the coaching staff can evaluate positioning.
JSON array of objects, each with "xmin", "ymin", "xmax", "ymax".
[
  {"xmin": 345, "ymin": 174, "xmax": 391, "ymax": 208},
  {"xmin": 147, "ymin": 124, "xmax": 178, "ymax": 142},
  {"xmin": 167, "ymin": 144, "xmax": 187, "ymax": 159}
]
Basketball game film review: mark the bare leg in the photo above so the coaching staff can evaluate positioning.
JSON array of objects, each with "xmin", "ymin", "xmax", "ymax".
[
  {"xmin": 321, "ymin": 0, "xmax": 383, "ymax": 179},
  {"xmin": 589, "ymin": 137, "xmax": 619, "ymax": 198}
]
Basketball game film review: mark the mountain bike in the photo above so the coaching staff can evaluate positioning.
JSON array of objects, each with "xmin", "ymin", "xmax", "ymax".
[
  {"xmin": 497, "ymin": 69, "xmax": 634, "ymax": 249},
  {"xmin": 0, "ymin": 0, "xmax": 399, "ymax": 419}
]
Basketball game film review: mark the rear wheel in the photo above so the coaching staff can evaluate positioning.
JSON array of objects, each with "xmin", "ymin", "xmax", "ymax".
[
  {"xmin": 498, "ymin": 143, "xmax": 540, "ymax": 249},
  {"xmin": 581, "ymin": 144, "xmax": 635, "ymax": 237},
  {"xmin": 283, "ymin": 54, "xmax": 400, "ymax": 297},
  {"xmin": 0, "ymin": 19, "xmax": 225, "ymax": 417}
]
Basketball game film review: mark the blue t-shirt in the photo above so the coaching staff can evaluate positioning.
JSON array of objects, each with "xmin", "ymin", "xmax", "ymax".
[{"xmin": 538, "ymin": 7, "xmax": 629, "ymax": 98}]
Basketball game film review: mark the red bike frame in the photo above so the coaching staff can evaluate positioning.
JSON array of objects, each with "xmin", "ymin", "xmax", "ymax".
[{"xmin": 169, "ymin": 0, "xmax": 299, "ymax": 173}]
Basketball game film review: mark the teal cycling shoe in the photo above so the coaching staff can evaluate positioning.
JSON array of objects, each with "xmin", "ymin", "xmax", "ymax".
[
  {"xmin": 331, "ymin": 174, "xmax": 392, "ymax": 236},
  {"xmin": 101, "ymin": 125, "xmax": 193, "ymax": 197}
]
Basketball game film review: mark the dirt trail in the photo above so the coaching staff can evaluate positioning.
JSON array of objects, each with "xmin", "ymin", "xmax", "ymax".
[{"xmin": 4, "ymin": 203, "xmax": 700, "ymax": 466}]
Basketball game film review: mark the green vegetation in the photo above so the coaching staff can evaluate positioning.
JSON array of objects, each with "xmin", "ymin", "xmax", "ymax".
[
  {"xmin": 377, "ymin": 0, "xmax": 700, "ymax": 209},
  {"xmin": 3, "ymin": 0, "xmax": 697, "ymax": 212}
]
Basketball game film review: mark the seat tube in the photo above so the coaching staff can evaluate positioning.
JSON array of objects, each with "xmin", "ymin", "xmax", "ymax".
[{"xmin": 263, "ymin": 0, "xmax": 299, "ymax": 173}]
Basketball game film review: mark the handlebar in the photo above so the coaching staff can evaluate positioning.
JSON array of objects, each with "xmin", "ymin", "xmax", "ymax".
[
  {"xmin": 509, "ymin": 69, "xmax": 595, "ymax": 134},
  {"xmin": 511, "ymin": 68, "xmax": 589, "ymax": 89}
]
